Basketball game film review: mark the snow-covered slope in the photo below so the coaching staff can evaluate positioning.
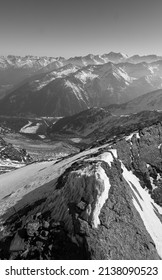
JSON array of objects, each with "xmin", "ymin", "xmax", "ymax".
[{"xmin": 0, "ymin": 143, "xmax": 109, "ymax": 211}]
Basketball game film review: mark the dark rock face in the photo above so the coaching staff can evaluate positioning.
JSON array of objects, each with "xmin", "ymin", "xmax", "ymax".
[
  {"xmin": 116, "ymin": 123, "xmax": 162, "ymax": 206},
  {"xmin": 0, "ymin": 212, "xmax": 89, "ymax": 260},
  {"xmin": 0, "ymin": 145, "xmax": 30, "ymax": 162}
]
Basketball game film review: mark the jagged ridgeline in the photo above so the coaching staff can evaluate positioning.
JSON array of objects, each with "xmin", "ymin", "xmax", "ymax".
[
  {"xmin": 0, "ymin": 117, "xmax": 162, "ymax": 260},
  {"xmin": 1, "ymin": 53, "xmax": 162, "ymax": 117}
]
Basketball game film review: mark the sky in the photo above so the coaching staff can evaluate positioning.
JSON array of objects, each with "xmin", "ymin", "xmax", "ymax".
[{"xmin": 0, "ymin": 0, "xmax": 162, "ymax": 58}]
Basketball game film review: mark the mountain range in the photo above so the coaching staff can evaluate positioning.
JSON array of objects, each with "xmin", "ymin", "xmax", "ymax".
[{"xmin": 0, "ymin": 52, "xmax": 162, "ymax": 116}]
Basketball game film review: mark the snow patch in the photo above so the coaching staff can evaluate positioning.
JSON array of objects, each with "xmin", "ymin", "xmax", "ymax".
[
  {"xmin": 93, "ymin": 57, "xmax": 101, "ymax": 65},
  {"xmin": 99, "ymin": 152, "xmax": 114, "ymax": 166},
  {"xmin": 135, "ymin": 132, "xmax": 140, "ymax": 139},
  {"xmin": 0, "ymin": 159, "xmax": 25, "ymax": 168},
  {"xmin": 125, "ymin": 132, "xmax": 140, "ymax": 141},
  {"xmin": 73, "ymin": 163, "xmax": 111, "ymax": 228},
  {"xmin": 34, "ymin": 79, "xmax": 54, "ymax": 90},
  {"xmin": 20, "ymin": 122, "xmax": 40, "ymax": 134},
  {"xmin": 125, "ymin": 133, "xmax": 134, "ymax": 141},
  {"xmin": 157, "ymin": 173, "xmax": 161, "ymax": 180},
  {"xmin": 70, "ymin": 138, "xmax": 81, "ymax": 143},
  {"xmin": 20, "ymin": 121, "xmax": 32, "ymax": 133},
  {"xmin": 64, "ymin": 80, "xmax": 83, "ymax": 100},
  {"xmin": 31, "ymin": 66, "xmax": 79, "ymax": 90},
  {"xmin": 100, "ymin": 55, "xmax": 109, "ymax": 63},
  {"xmin": 39, "ymin": 135, "xmax": 46, "ymax": 139},
  {"xmin": 92, "ymin": 165, "xmax": 111, "ymax": 227},
  {"xmin": 118, "ymin": 68, "xmax": 131, "ymax": 82},
  {"xmin": 150, "ymin": 177, "xmax": 158, "ymax": 190},
  {"xmin": 148, "ymin": 65, "xmax": 159, "ymax": 74},
  {"xmin": 85, "ymin": 149, "xmax": 117, "ymax": 166},
  {"xmin": 75, "ymin": 71, "xmax": 98, "ymax": 84},
  {"xmin": 82, "ymin": 58, "xmax": 88, "ymax": 66},
  {"xmin": 111, "ymin": 149, "xmax": 117, "ymax": 158}
]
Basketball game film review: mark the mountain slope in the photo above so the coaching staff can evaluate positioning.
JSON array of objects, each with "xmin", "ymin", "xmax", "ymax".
[
  {"xmin": 1, "ymin": 59, "xmax": 162, "ymax": 117},
  {"xmin": 0, "ymin": 55, "xmax": 64, "ymax": 98},
  {"xmin": 108, "ymin": 89, "xmax": 162, "ymax": 115},
  {"xmin": 0, "ymin": 119, "xmax": 162, "ymax": 259},
  {"xmin": 0, "ymin": 52, "xmax": 162, "ymax": 100},
  {"xmin": 48, "ymin": 108, "xmax": 162, "ymax": 144}
]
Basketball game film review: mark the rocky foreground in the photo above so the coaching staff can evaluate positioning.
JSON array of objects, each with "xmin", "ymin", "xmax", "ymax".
[{"xmin": 0, "ymin": 121, "xmax": 162, "ymax": 259}]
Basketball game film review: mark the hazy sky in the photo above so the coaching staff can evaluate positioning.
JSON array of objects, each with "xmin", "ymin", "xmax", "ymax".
[{"xmin": 0, "ymin": 0, "xmax": 162, "ymax": 57}]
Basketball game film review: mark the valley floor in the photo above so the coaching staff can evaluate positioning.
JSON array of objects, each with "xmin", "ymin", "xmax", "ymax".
[{"xmin": 3, "ymin": 133, "xmax": 76, "ymax": 161}]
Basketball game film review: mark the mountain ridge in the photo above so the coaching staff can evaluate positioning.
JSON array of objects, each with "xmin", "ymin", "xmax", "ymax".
[
  {"xmin": 0, "ymin": 118, "xmax": 162, "ymax": 259},
  {"xmin": 1, "ymin": 56, "xmax": 162, "ymax": 117}
]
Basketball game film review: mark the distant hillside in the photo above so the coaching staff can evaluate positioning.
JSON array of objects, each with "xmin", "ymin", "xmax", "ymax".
[
  {"xmin": 48, "ymin": 107, "xmax": 162, "ymax": 146},
  {"xmin": 108, "ymin": 89, "xmax": 162, "ymax": 115},
  {"xmin": 1, "ymin": 58, "xmax": 162, "ymax": 116}
]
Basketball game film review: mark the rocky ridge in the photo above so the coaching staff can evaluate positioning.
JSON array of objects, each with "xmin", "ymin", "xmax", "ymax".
[{"xmin": 0, "ymin": 120, "xmax": 162, "ymax": 259}]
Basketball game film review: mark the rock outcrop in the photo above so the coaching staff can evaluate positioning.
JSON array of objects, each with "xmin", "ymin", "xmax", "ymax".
[{"xmin": 0, "ymin": 136, "xmax": 32, "ymax": 174}]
